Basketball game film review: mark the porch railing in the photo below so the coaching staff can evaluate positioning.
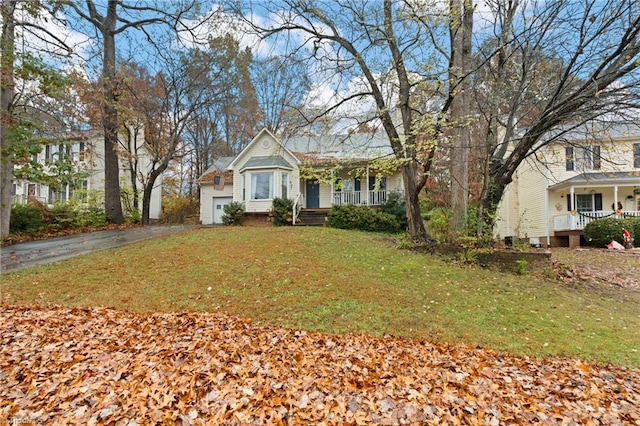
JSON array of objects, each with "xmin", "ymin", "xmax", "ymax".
[
  {"xmin": 12, "ymin": 195, "xmax": 47, "ymax": 205},
  {"xmin": 553, "ymin": 210, "xmax": 640, "ymax": 231},
  {"xmin": 292, "ymin": 192, "xmax": 304, "ymax": 225},
  {"xmin": 332, "ymin": 190, "xmax": 392, "ymax": 206}
]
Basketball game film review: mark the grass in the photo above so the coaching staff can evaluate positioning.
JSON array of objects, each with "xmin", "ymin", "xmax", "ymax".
[{"xmin": 2, "ymin": 226, "xmax": 639, "ymax": 367}]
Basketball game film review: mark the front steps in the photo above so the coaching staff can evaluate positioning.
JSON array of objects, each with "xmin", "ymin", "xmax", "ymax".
[{"xmin": 295, "ymin": 209, "xmax": 329, "ymax": 226}]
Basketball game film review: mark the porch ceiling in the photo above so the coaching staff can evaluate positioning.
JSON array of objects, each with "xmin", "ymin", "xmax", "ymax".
[{"xmin": 548, "ymin": 171, "xmax": 640, "ymax": 191}]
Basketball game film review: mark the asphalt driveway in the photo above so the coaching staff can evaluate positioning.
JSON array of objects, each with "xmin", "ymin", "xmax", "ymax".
[{"xmin": 0, "ymin": 225, "xmax": 197, "ymax": 274}]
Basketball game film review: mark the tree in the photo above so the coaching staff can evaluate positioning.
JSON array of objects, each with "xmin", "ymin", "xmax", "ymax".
[
  {"xmin": 252, "ymin": 54, "xmax": 311, "ymax": 136},
  {"xmin": 0, "ymin": 0, "xmax": 17, "ymax": 239},
  {"xmin": 61, "ymin": 0, "xmax": 212, "ymax": 224},
  {"xmin": 447, "ymin": 0, "xmax": 474, "ymax": 235},
  {"xmin": 1, "ymin": 0, "xmax": 73, "ymax": 239},
  {"xmin": 181, "ymin": 35, "xmax": 260, "ymax": 195},
  {"xmin": 473, "ymin": 0, "xmax": 640, "ymax": 235}
]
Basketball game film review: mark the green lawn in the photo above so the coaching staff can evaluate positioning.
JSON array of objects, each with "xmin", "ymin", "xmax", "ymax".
[{"xmin": 2, "ymin": 226, "xmax": 639, "ymax": 367}]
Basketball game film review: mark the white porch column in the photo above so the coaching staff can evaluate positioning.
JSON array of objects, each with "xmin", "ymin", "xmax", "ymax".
[
  {"xmin": 365, "ymin": 164, "xmax": 370, "ymax": 206},
  {"xmin": 614, "ymin": 185, "xmax": 619, "ymax": 211},
  {"xmin": 570, "ymin": 186, "xmax": 576, "ymax": 230}
]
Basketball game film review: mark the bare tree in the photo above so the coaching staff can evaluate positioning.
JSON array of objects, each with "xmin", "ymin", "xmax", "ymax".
[
  {"xmin": 473, "ymin": 0, "xmax": 640, "ymax": 235},
  {"xmin": 252, "ymin": 54, "xmax": 311, "ymax": 135}
]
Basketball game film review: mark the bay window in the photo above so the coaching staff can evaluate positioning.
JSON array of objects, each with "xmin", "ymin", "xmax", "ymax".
[{"xmin": 251, "ymin": 172, "xmax": 273, "ymax": 200}]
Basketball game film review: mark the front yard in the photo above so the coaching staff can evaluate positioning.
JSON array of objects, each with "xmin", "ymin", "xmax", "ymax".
[
  {"xmin": 2, "ymin": 226, "xmax": 638, "ymax": 367},
  {"xmin": 2, "ymin": 226, "xmax": 639, "ymax": 423}
]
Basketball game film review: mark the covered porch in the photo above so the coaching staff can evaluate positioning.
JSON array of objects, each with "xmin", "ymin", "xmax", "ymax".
[
  {"xmin": 549, "ymin": 172, "xmax": 640, "ymax": 232},
  {"xmin": 548, "ymin": 172, "xmax": 640, "ymax": 247}
]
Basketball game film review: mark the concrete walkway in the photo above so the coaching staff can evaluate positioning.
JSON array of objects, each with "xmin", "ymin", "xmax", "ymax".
[{"xmin": 1, "ymin": 225, "xmax": 197, "ymax": 274}]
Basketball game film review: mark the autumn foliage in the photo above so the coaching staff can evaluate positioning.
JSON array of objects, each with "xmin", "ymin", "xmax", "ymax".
[{"xmin": 1, "ymin": 305, "xmax": 638, "ymax": 424}]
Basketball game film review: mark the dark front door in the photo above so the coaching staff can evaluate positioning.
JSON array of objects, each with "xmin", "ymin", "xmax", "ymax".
[{"xmin": 306, "ymin": 180, "xmax": 320, "ymax": 208}]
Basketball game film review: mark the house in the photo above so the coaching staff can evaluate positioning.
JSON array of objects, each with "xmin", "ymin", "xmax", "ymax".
[
  {"xmin": 495, "ymin": 124, "xmax": 640, "ymax": 247},
  {"xmin": 198, "ymin": 128, "xmax": 404, "ymax": 225},
  {"xmin": 12, "ymin": 129, "xmax": 162, "ymax": 220}
]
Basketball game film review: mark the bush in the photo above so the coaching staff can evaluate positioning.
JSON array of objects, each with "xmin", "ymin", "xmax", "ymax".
[
  {"xmin": 222, "ymin": 201, "xmax": 245, "ymax": 226},
  {"xmin": 270, "ymin": 197, "xmax": 294, "ymax": 226},
  {"xmin": 583, "ymin": 217, "xmax": 640, "ymax": 247},
  {"xmin": 379, "ymin": 191, "xmax": 408, "ymax": 231},
  {"xmin": 327, "ymin": 205, "xmax": 400, "ymax": 233},
  {"xmin": 10, "ymin": 203, "xmax": 46, "ymax": 234},
  {"xmin": 160, "ymin": 196, "xmax": 199, "ymax": 224},
  {"xmin": 424, "ymin": 206, "xmax": 452, "ymax": 242}
]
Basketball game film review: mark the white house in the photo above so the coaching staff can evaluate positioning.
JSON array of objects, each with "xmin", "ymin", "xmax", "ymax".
[
  {"xmin": 12, "ymin": 129, "xmax": 162, "ymax": 220},
  {"xmin": 198, "ymin": 128, "xmax": 404, "ymax": 225},
  {"xmin": 495, "ymin": 124, "xmax": 640, "ymax": 247}
]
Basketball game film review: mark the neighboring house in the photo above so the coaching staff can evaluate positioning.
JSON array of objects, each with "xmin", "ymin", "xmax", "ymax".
[
  {"xmin": 12, "ymin": 129, "xmax": 162, "ymax": 220},
  {"xmin": 198, "ymin": 128, "xmax": 404, "ymax": 225},
  {"xmin": 495, "ymin": 124, "xmax": 640, "ymax": 247}
]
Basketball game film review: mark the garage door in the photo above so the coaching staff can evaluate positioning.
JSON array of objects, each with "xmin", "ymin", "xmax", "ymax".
[{"xmin": 213, "ymin": 197, "xmax": 233, "ymax": 224}]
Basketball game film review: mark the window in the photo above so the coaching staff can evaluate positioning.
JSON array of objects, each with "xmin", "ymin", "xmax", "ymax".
[
  {"xmin": 281, "ymin": 173, "xmax": 289, "ymax": 199},
  {"xmin": 567, "ymin": 193, "xmax": 602, "ymax": 212},
  {"xmin": 213, "ymin": 175, "xmax": 221, "ymax": 186},
  {"xmin": 45, "ymin": 145, "xmax": 51, "ymax": 162},
  {"xmin": 251, "ymin": 172, "xmax": 273, "ymax": 199},
  {"xmin": 566, "ymin": 145, "xmax": 601, "ymax": 171},
  {"xmin": 73, "ymin": 142, "xmax": 86, "ymax": 162},
  {"xmin": 242, "ymin": 175, "xmax": 246, "ymax": 201},
  {"xmin": 634, "ymin": 143, "xmax": 640, "ymax": 168}
]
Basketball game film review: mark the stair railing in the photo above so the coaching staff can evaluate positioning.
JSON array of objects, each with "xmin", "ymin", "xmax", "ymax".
[{"xmin": 292, "ymin": 192, "xmax": 304, "ymax": 225}]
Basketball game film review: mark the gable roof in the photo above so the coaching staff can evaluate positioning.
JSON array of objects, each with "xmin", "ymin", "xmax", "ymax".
[
  {"xmin": 197, "ymin": 156, "xmax": 235, "ymax": 184},
  {"xmin": 227, "ymin": 128, "xmax": 301, "ymax": 170}
]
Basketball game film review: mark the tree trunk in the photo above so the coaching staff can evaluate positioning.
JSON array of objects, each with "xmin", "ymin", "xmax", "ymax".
[
  {"xmin": 448, "ymin": 0, "xmax": 473, "ymax": 236},
  {"xmin": 101, "ymin": 2, "xmax": 124, "ymax": 224},
  {"xmin": 0, "ymin": 0, "xmax": 16, "ymax": 240},
  {"xmin": 401, "ymin": 162, "xmax": 427, "ymax": 241},
  {"xmin": 142, "ymin": 166, "xmax": 164, "ymax": 225}
]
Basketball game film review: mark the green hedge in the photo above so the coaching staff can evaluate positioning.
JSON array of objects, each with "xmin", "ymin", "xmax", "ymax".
[
  {"xmin": 270, "ymin": 197, "xmax": 294, "ymax": 226},
  {"xmin": 327, "ymin": 205, "xmax": 400, "ymax": 233},
  {"xmin": 10, "ymin": 203, "xmax": 46, "ymax": 234},
  {"xmin": 222, "ymin": 201, "xmax": 245, "ymax": 226},
  {"xmin": 583, "ymin": 217, "xmax": 640, "ymax": 247}
]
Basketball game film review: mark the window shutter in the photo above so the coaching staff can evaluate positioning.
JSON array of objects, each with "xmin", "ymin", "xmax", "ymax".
[
  {"xmin": 594, "ymin": 193, "xmax": 602, "ymax": 211},
  {"xmin": 593, "ymin": 146, "xmax": 601, "ymax": 170},
  {"xmin": 565, "ymin": 147, "xmax": 574, "ymax": 171}
]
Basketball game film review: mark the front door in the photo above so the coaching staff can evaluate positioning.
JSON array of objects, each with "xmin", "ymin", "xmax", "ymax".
[{"xmin": 306, "ymin": 180, "xmax": 320, "ymax": 208}]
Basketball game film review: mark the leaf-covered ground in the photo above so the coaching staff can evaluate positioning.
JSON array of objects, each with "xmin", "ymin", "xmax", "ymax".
[{"xmin": 2, "ymin": 305, "xmax": 639, "ymax": 425}]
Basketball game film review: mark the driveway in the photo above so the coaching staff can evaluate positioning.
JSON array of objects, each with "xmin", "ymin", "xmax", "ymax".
[{"xmin": 1, "ymin": 225, "xmax": 198, "ymax": 274}]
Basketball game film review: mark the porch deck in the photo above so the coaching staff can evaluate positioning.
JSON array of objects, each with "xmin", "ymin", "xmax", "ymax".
[{"xmin": 553, "ymin": 210, "xmax": 640, "ymax": 231}]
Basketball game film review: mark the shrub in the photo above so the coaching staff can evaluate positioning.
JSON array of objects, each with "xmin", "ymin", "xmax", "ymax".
[
  {"xmin": 270, "ymin": 197, "xmax": 294, "ymax": 226},
  {"xmin": 49, "ymin": 202, "xmax": 78, "ymax": 229},
  {"xmin": 222, "ymin": 201, "xmax": 245, "ymax": 226},
  {"xmin": 10, "ymin": 203, "xmax": 46, "ymax": 234},
  {"xmin": 327, "ymin": 205, "xmax": 400, "ymax": 233},
  {"xmin": 379, "ymin": 191, "xmax": 408, "ymax": 231},
  {"xmin": 160, "ymin": 196, "xmax": 199, "ymax": 224},
  {"xmin": 629, "ymin": 217, "xmax": 640, "ymax": 246},
  {"xmin": 583, "ymin": 217, "xmax": 636, "ymax": 247},
  {"xmin": 424, "ymin": 206, "xmax": 451, "ymax": 242}
]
